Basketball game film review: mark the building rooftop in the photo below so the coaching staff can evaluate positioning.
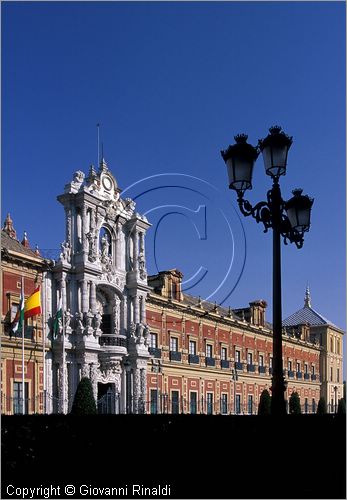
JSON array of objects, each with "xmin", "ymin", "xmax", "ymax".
[{"xmin": 283, "ymin": 286, "xmax": 340, "ymax": 329}]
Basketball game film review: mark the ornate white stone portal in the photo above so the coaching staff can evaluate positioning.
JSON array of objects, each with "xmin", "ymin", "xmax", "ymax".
[{"xmin": 45, "ymin": 159, "xmax": 151, "ymax": 413}]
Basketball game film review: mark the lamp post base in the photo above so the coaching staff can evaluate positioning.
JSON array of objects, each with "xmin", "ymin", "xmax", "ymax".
[{"xmin": 270, "ymin": 376, "xmax": 287, "ymax": 415}]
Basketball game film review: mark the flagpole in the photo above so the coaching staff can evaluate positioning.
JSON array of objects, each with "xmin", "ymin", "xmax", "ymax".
[
  {"xmin": 22, "ymin": 276, "xmax": 25, "ymax": 415},
  {"xmin": 43, "ymin": 273, "xmax": 47, "ymax": 414},
  {"xmin": 62, "ymin": 288, "xmax": 66, "ymax": 414}
]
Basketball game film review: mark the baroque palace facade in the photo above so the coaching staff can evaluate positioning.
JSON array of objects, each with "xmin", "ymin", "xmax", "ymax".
[{"xmin": 1, "ymin": 161, "xmax": 344, "ymax": 414}]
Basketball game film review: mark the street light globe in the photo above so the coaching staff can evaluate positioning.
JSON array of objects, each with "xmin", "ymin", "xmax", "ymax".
[
  {"xmin": 285, "ymin": 188, "xmax": 314, "ymax": 233},
  {"xmin": 221, "ymin": 134, "xmax": 259, "ymax": 193},
  {"xmin": 258, "ymin": 126, "xmax": 293, "ymax": 178}
]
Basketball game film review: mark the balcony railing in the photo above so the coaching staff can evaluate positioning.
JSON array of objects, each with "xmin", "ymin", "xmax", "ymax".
[
  {"xmin": 221, "ymin": 359, "xmax": 230, "ymax": 369},
  {"xmin": 258, "ymin": 366, "xmax": 266, "ymax": 374},
  {"xmin": 169, "ymin": 351, "xmax": 182, "ymax": 362},
  {"xmin": 296, "ymin": 371, "xmax": 303, "ymax": 379},
  {"xmin": 205, "ymin": 357, "xmax": 215, "ymax": 367},
  {"xmin": 311, "ymin": 374, "xmax": 317, "ymax": 381},
  {"xmin": 304, "ymin": 373, "xmax": 310, "ymax": 380},
  {"xmin": 247, "ymin": 364, "xmax": 255, "ymax": 372},
  {"xmin": 99, "ymin": 335, "xmax": 126, "ymax": 347},
  {"xmin": 188, "ymin": 354, "xmax": 199, "ymax": 364},
  {"xmin": 149, "ymin": 347, "xmax": 162, "ymax": 358},
  {"xmin": 235, "ymin": 362, "xmax": 243, "ymax": 370},
  {"xmin": 288, "ymin": 370, "xmax": 295, "ymax": 378}
]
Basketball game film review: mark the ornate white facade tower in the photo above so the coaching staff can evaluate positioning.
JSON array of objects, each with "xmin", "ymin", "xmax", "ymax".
[{"xmin": 46, "ymin": 159, "xmax": 151, "ymax": 413}]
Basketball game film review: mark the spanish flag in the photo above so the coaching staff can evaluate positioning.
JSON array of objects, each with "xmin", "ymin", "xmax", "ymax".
[{"xmin": 24, "ymin": 286, "xmax": 42, "ymax": 319}]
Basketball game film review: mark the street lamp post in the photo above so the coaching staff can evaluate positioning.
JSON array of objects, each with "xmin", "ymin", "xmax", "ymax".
[{"xmin": 221, "ymin": 126, "xmax": 314, "ymax": 416}]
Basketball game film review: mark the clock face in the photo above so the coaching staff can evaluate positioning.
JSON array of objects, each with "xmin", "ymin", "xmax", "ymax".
[{"xmin": 102, "ymin": 176, "xmax": 113, "ymax": 191}]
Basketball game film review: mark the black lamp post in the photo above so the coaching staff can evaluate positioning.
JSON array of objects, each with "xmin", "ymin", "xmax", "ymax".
[{"xmin": 221, "ymin": 126, "xmax": 314, "ymax": 416}]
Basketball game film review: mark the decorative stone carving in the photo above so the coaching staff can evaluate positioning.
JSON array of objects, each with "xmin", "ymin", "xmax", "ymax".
[
  {"xmin": 123, "ymin": 198, "xmax": 136, "ymax": 216},
  {"xmin": 64, "ymin": 309, "xmax": 72, "ymax": 331},
  {"xmin": 129, "ymin": 322, "xmax": 137, "ymax": 338},
  {"xmin": 113, "ymin": 296, "xmax": 121, "ymax": 334},
  {"xmin": 99, "ymin": 361, "xmax": 121, "ymax": 391},
  {"xmin": 86, "ymin": 228, "xmax": 98, "ymax": 262},
  {"xmin": 59, "ymin": 241, "xmax": 71, "ymax": 263},
  {"xmin": 94, "ymin": 311, "xmax": 102, "ymax": 337},
  {"xmin": 75, "ymin": 312, "xmax": 84, "ymax": 334},
  {"xmin": 81, "ymin": 364, "xmax": 90, "ymax": 378},
  {"xmin": 138, "ymin": 251, "xmax": 147, "ymax": 280},
  {"xmin": 84, "ymin": 309, "xmax": 94, "ymax": 335},
  {"xmin": 65, "ymin": 171, "xmax": 85, "ymax": 194},
  {"xmin": 143, "ymin": 324, "xmax": 150, "ymax": 347},
  {"xmin": 101, "ymin": 233, "xmax": 110, "ymax": 261}
]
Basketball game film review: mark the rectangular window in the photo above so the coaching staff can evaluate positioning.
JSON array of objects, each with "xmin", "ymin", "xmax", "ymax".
[
  {"xmin": 247, "ymin": 352, "xmax": 253, "ymax": 365},
  {"xmin": 206, "ymin": 344, "xmax": 213, "ymax": 358},
  {"xmin": 269, "ymin": 357, "xmax": 273, "ymax": 368},
  {"xmin": 337, "ymin": 339, "xmax": 340, "ymax": 355},
  {"xmin": 190, "ymin": 392, "xmax": 197, "ymax": 414},
  {"xmin": 221, "ymin": 394, "xmax": 228, "ymax": 414},
  {"xmin": 312, "ymin": 399, "xmax": 316, "ymax": 413},
  {"xmin": 304, "ymin": 363, "xmax": 308, "ymax": 374},
  {"xmin": 206, "ymin": 393, "xmax": 213, "ymax": 415},
  {"xmin": 288, "ymin": 360, "xmax": 292, "ymax": 371},
  {"xmin": 150, "ymin": 333, "xmax": 157, "ymax": 349},
  {"xmin": 170, "ymin": 337, "xmax": 178, "ymax": 352},
  {"xmin": 259, "ymin": 354, "xmax": 264, "ymax": 367},
  {"xmin": 330, "ymin": 338, "xmax": 334, "ymax": 352},
  {"xmin": 189, "ymin": 340, "xmax": 196, "ymax": 355},
  {"xmin": 13, "ymin": 381, "xmax": 29, "ymax": 415},
  {"xmin": 312, "ymin": 364, "xmax": 315, "ymax": 375},
  {"xmin": 305, "ymin": 398, "xmax": 308, "ymax": 414},
  {"xmin": 235, "ymin": 350, "xmax": 241, "ymax": 363},
  {"xmin": 221, "ymin": 347, "xmax": 227, "ymax": 360},
  {"xmin": 150, "ymin": 389, "xmax": 158, "ymax": 414},
  {"xmin": 171, "ymin": 391, "xmax": 179, "ymax": 414},
  {"xmin": 337, "ymin": 368, "xmax": 340, "ymax": 383},
  {"xmin": 248, "ymin": 395, "xmax": 253, "ymax": 415},
  {"xmin": 330, "ymin": 366, "xmax": 333, "ymax": 382},
  {"xmin": 236, "ymin": 394, "xmax": 241, "ymax": 415},
  {"xmin": 296, "ymin": 362, "xmax": 301, "ymax": 372}
]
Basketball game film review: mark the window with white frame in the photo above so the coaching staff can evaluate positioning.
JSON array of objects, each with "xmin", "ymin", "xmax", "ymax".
[
  {"xmin": 288, "ymin": 360, "xmax": 292, "ymax": 371},
  {"xmin": 221, "ymin": 394, "xmax": 228, "ymax": 414},
  {"xmin": 259, "ymin": 354, "xmax": 264, "ymax": 367},
  {"xmin": 312, "ymin": 364, "xmax": 315, "ymax": 375},
  {"xmin": 269, "ymin": 356, "xmax": 273, "ymax": 368},
  {"xmin": 221, "ymin": 347, "xmax": 227, "ymax": 360},
  {"xmin": 150, "ymin": 333, "xmax": 157, "ymax": 349},
  {"xmin": 189, "ymin": 340, "xmax": 197, "ymax": 355},
  {"xmin": 247, "ymin": 352, "xmax": 253, "ymax": 365},
  {"xmin": 206, "ymin": 344, "xmax": 213, "ymax": 358},
  {"xmin": 170, "ymin": 337, "xmax": 178, "ymax": 352},
  {"xmin": 304, "ymin": 363, "xmax": 308, "ymax": 374},
  {"xmin": 235, "ymin": 349, "xmax": 241, "ymax": 363},
  {"xmin": 296, "ymin": 362, "xmax": 301, "ymax": 373}
]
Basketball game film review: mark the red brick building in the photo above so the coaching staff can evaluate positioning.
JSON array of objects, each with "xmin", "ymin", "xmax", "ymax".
[
  {"xmin": 145, "ymin": 269, "xmax": 323, "ymax": 414},
  {"xmin": 1, "ymin": 215, "xmax": 49, "ymax": 414}
]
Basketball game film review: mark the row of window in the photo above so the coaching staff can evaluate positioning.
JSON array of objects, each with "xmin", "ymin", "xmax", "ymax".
[
  {"xmin": 330, "ymin": 366, "xmax": 341, "ymax": 383},
  {"xmin": 330, "ymin": 336, "xmax": 341, "ymax": 355},
  {"xmin": 152, "ymin": 334, "xmax": 318, "ymax": 374},
  {"xmin": 149, "ymin": 390, "xmax": 253, "ymax": 415}
]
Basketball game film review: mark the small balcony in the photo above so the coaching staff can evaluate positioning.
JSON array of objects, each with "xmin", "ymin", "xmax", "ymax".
[
  {"xmin": 235, "ymin": 362, "xmax": 243, "ymax": 371},
  {"xmin": 288, "ymin": 370, "xmax": 295, "ymax": 378},
  {"xmin": 149, "ymin": 347, "xmax": 162, "ymax": 359},
  {"xmin": 296, "ymin": 371, "xmax": 303, "ymax": 379},
  {"xmin": 304, "ymin": 373, "xmax": 310, "ymax": 380},
  {"xmin": 221, "ymin": 359, "xmax": 230, "ymax": 369},
  {"xmin": 311, "ymin": 374, "xmax": 317, "ymax": 381},
  {"xmin": 258, "ymin": 366, "xmax": 266, "ymax": 374},
  {"xmin": 205, "ymin": 357, "xmax": 215, "ymax": 367},
  {"xmin": 247, "ymin": 364, "xmax": 255, "ymax": 373},
  {"xmin": 188, "ymin": 354, "xmax": 199, "ymax": 364},
  {"xmin": 169, "ymin": 351, "xmax": 182, "ymax": 362},
  {"xmin": 99, "ymin": 335, "xmax": 126, "ymax": 347}
]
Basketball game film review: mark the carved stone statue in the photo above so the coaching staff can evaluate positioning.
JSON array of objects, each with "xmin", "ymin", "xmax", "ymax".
[
  {"xmin": 75, "ymin": 312, "xmax": 84, "ymax": 332},
  {"xmin": 64, "ymin": 309, "xmax": 72, "ymax": 330},
  {"xmin": 94, "ymin": 311, "xmax": 102, "ymax": 331},
  {"xmin": 138, "ymin": 251, "xmax": 147, "ymax": 280},
  {"xmin": 101, "ymin": 233, "xmax": 110, "ymax": 261},
  {"xmin": 113, "ymin": 297, "xmax": 120, "ymax": 334},
  {"xmin": 60, "ymin": 241, "xmax": 71, "ymax": 263},
  {"xmin": 65, "ymin": 170, "xmax": 85, "ymax": 194},
  {"xmin": 129, "ymin": 322, "xmax": 137, "ymax": 338}
]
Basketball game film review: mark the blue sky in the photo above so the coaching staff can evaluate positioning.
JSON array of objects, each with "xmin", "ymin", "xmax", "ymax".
[{"xmin": 2, "ymin": 2, "xmax": 346, "ymax": 336}]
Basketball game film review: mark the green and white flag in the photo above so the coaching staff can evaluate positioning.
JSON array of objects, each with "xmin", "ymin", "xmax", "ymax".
[
  {"xmin": 12, "ymin": 287, "xmax": 25, "ymax": 334},
  {"xmin": 53, "ymin": 297, "xmax": 63, "ymax": 339}
]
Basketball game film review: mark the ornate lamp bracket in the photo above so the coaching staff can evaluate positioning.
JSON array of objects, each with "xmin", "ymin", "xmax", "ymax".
[{"xmin": 237, "ymin": 193, "xmax": 273, "ymax": 233}]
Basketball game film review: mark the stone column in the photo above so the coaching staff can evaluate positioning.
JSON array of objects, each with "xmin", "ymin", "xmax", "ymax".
[
  {"xmin": 65, "ymin": 207, "xmax": 72, "ymax": 245},
  {"xmin": 133, "ymin": 230, "xmax": 139, "ymax": 271},
  {"xmin": 81, "ymin": 280, "xmax": 88, "ymax": 313},
  {"xmin": 121, "ymin": 369, "xmax": 127, "ymax": 414},
  {"xmin": 133, "ymin": 295, "xmax": 139, "ymax": 324},
  {"xmin": 139, "ymin": 231, "xmax": 144, "ymax": 254},
  {"xmin": 90, "ymin": 363, "xmax": 98, "ymax": 402},
  {"xmin": 140, "ymin": 367, "xmax": 147, "ymax": 414},
  {"xmin": 140, "ymin": 295, "xmax": 146, "ymax": 323},
  {"xmin": 115, "ymin": 223, "xmax": 121, "ymax": 269},
  {"xmin": 82, "ymin": 206, "xmax": 87, "ymax": 252},
  {"xmin": 90, "ymin": 281, "xmax": 97, "ymax": 314},
  {"xmin": 133, "ymin": 368, "xmax": 141, "ymax": 414}
]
